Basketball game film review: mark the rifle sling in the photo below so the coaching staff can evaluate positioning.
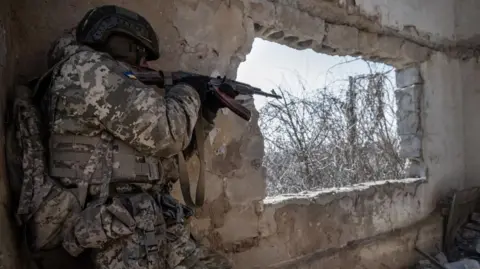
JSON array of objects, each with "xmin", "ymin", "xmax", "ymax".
[{"xmin": 177, "ymin": 118, "xmax": 206, "ymax": 208}]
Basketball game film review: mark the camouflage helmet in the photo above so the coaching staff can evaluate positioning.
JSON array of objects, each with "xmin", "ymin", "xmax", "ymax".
[{"xmin": 76, "ymin": 5, "xmax": 160, "ymax": 61}]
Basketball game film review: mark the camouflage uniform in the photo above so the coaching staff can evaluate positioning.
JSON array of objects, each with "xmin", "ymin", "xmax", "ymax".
[{"xmin": 33, "ymin": 28, "xmax": 232, "ymax": 269}]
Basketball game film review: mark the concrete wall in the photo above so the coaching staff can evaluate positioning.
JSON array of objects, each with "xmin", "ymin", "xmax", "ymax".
[
  {"xmin": 356, "ymin": 0, "xmax": 456, "ymax": 44},
  {"xmin": 0, "ymin": 0, "xmax": 479, "ymax": 268},
  {"xmin": 421, "ymin": 53, "xmax": 465, "ymax": 196},
  {"xmin": 231, "ymin": 178, "xmax": 438, "ymax": 268},
  {"xmin": 246, "ymin": 0, "xmax": 432, "ymax": 67},
  {"xmin": 11, "ymin": 0, "xmax": 254, "ymax": 80},
  {"xmin": 247, "ymin": 0, "xmax": 462, "ymax": 52},
  {"xmin": 451, "ymin": 0, "xmax": 480, "ymax": 190},
  {"xmin": 460, "ymin": 57, "xmax": 480, "ymax": 187},
  {"xmin": 223, "ymin": 49, "xmax": 472, "ymax": 267},
  {"xmin": 455, "ymin": 0, "xmax": 480, "ymax": 45},
  {"xmin": 0, "ymin": 0, "xmax": 21, "ymax": 268}
]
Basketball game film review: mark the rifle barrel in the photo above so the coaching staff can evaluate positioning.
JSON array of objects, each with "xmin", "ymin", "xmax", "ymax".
[{"xmin": 235, "ymin": 87, "xmax": 282, "ymax": 99}]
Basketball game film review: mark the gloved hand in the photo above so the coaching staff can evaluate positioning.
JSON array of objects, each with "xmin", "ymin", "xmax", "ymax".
[
  {"xmin": 201, "ymin": 83, "xmax": 239, "ymax": 123},
  {"xmin": 205, "ymin": 83, "xmax": 236, "ymax": 111},
  {"xmin": 176, "ymin": 76, "xmax": 210, "ymax": 100},
  {"xmin": 177, "ymin": 77, "xmax": 238, "ymax": 123}
]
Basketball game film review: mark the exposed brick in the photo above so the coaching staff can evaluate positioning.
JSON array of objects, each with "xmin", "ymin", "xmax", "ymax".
[
  {"xmin": 399, "ymin": 41, "xmax": 431, "ymax": 65},
  {"xmin": 324, "ymin": 23, "xmax": 359, "ymax": 53},
  {"xmin": 399, "ymin": 134, "xmax": 422, "ymax": 158},
  {"xmin": 395, "ymin": 85, "xmax": 422, "ymax": 136},
  {"xmin": 396, "ymin": 66, "xmax": 423, "ymax": 88}
]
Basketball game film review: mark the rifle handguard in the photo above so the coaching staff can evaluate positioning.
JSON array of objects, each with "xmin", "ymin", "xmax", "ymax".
[{"xmin": 212, "ymin": 87, "xmax": 251, "ymax": 121}]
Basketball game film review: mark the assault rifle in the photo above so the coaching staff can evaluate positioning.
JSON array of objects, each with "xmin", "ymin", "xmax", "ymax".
[
  {"xmin": 130, "ymin": 70, "xmax": 282, "ymax": 121},
  {"xmin": 131, "ymin": 69, "xmax": 282, "ymax": 208}
]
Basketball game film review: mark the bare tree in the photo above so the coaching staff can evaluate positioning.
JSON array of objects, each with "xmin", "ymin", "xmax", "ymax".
[{"xmin": 259, "ymin": 60, "xmax": 404, "ymax": 196}]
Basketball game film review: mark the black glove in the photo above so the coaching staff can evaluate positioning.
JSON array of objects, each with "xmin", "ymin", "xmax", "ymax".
[
  {"xmin": 177, "ymin": 77, "xmax": 237, "ymax": 122},
  {"xmin": 176, "ymin": 76, "xmax": 209, "ymax": 98},
  {"xmin": 176, "ymin": 76, "xmax": 215, "ymax": 122},
  {"xmin": 204, "ymin": 84, "xmax": 235, "ymax": 111},
  {"xmin": 202, "ymin": 83, "xmax": 239, "ymax": 123}
]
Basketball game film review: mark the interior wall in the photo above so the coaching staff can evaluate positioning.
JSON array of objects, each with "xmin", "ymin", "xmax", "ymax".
[
  {"xmin": 421, "ymin": 52, "xmax": 465, "ymax": 200},
  {"xmin": 252, "ymin": 0, "xmax": 458, "ymax": 51},
  {"xmin": 11, "ymin": 0, "xmax": 254, "ymax": 80},
  {"xmin": 454, "ymin": 0, "xmax": 480, "ymax": 45},
  {"xmin": 356, "ymin": 0, "xmax": 456, "ymax": 44},
  {"xmin": 0, "ymin": 0, "xmax": 21, "ymax": 268},
  {"xmin": 453, "ymin": 0, "xmax": 480, "ymax": 188},
  {"xmin": 232, "ymin": 178, "xmax": 438, "ymax": 268},
  {"xmin": 460, "ymin": 58, "xmax": 480, "ymax": 187}
]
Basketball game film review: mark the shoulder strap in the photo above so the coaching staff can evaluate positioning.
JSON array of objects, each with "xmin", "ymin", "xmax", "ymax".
[
  {"xmin": 34, "ymin": 52, "xmax": 114, "ymax": 209},
  {"xmin": 152, "ymin": 71, "xmax": 206, "ymax": 208},
  {"xmin": 33, "ymin": 55, "xmax": 72, "ymax": 99},
  {"xmin": 178, "ymin": 118, "xmax": 206, "ymax": 208},
  {"xmin": 77, "ymin": 131, "xmax": 114, "ymax": 208}
]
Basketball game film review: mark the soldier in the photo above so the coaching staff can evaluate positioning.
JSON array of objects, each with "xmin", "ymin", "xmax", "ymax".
[{"xmin": 35, "ymin": 4, "xmax": 232, "ymax": 269}]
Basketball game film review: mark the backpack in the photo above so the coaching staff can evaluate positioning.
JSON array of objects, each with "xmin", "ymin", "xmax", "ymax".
[
  {"xmin": 5, "ymin": 70, "xmax": 58, "ymax": 226},
  {"xmin": 5, "ymin": 70, "xmax": 88, "ymax": 269}
]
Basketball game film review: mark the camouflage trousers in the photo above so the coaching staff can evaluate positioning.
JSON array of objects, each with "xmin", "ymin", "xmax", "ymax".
[
  {"xmin": 93, "ymin": 224, "xmax": 232, "ymax": 269},
  {"xmin": 62, "ymin": 192, "xmax": 232, "ymax": 269}
]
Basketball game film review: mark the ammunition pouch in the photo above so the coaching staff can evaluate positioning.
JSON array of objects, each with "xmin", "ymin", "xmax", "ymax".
[{"xmin": 49, "ymin": 134, "xmax": 163, "ymax": 184}]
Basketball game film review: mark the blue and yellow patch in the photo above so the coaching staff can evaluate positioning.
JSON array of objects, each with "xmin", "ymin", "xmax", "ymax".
[{"xmin": 123, "ymin": 71, "xmax": 137, "ymax": 80}]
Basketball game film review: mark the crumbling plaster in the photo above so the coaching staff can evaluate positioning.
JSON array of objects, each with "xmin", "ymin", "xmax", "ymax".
[
  {"xmin": 0, "ymin": 0, "xmax": 479, "ymax": 268},
  {"xmin": 229, "ymin": 178, "xmax": 431, "ymax": 267},
  {"xmin": 260, "ymin": 213, "xmax": 443, "ymax": 269},
  {"xmin": 245, "ymin": 0, "xmax": 480, "ymax": 65},
  {"xmin": 455, "ymin": 0, "xmax": 480, "ymax": 45},
  {"xmin": 246, "ymin": 0, "xmax": 432, "ymax": 67}
]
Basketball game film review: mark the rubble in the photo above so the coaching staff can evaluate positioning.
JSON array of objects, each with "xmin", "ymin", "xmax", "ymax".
[
  {"xmin": 446, "ymin": 259, "xmax": 480, "ymax": 269},
  {"xmin": 413, "ymin": 189, "xmax": 480, "ymax": 269},
  {"xmin": 415, "ymin": 255, "xmax": 480, "ymax": 269}
]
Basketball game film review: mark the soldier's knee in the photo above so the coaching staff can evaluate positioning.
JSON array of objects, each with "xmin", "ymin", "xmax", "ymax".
[{"xmin": 168, "ymin": 241, "xmax": 232, "ymax": 269}]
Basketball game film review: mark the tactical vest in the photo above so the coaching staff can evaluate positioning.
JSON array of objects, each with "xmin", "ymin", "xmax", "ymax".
[
  {"xmin": 48, "ymin": 131, "xmax": 166, "ymax": 206},
  {"xmin": 43, "ymin": 52, "xmax": 206, "ymax": 209}
]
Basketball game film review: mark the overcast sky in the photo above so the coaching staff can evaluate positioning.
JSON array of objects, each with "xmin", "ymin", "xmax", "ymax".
[{"xmin": 236, "ymin": 38, "xmax": 395, "ymax": 109}]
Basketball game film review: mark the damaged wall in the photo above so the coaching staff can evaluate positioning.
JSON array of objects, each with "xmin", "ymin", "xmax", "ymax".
[
  {"xmin": 455, "ymin": 0, "xmax": 480, "ymax": 45},
  {"xmin": 11, "ymin": 0, "xmax": 254, "ymax": 81},
  {"xmin": 0, "ymin": 0, "xmax": 479, "ymax": 268},
  {"xmin": 267, "ymin": 214, "xmax": 443, "ymax": 269},
  {"xmin": 247, "ymin": 0, "xmax": 458, "ymax": 47},
  {"xmin": 231, "ymin": 178, "xmax": 438, "ymax": 268},
  {"xmin": 245, "ymin": 0, "xmax": 433, "ymax": 67},
  {"xmin": 356, "ymin": 0, "xmax": 456, "ymax": 42}
]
